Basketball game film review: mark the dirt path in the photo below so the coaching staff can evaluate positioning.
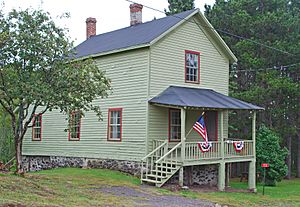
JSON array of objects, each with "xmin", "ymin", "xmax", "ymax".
[{"xmin": 94, "ymin": 185, "xmax": 217, "ymax": 207}]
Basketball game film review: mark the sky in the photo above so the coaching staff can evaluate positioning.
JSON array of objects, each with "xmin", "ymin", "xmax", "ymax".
[{"xmin": 1, "ymin": 0, "xmax": 215, "ymax": 45}]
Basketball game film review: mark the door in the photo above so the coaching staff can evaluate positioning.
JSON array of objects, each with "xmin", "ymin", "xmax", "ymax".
[{"xmin": 205, "ymin": 111, "xmax": 218, "ymax": 141}]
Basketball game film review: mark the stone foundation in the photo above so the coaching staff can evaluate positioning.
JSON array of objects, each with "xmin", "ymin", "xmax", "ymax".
[
  {"xmin": 168, "ymin": 165, "xmax": 218, "ymax": 186},
  {"xmin": 22, "ymin": 155, "xmax": 141, "ymax": 176},
  {"xmin": 87, "ymin": 158, "xmax": 141, "ymax": 176},
  {"xmin": 22, "ymin": 156, "xmax": 217, "ymax": 186}
]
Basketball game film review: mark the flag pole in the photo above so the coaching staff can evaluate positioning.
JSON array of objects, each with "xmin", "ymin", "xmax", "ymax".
[{"xmin": 185, "ymin": 111, "xmax": 205, "ymax": 139}]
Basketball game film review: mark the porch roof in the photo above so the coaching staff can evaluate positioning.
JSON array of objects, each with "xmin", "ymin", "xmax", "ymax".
[{"xmin": 149, "ymin": 86, "xmax": 264, "ymax": 110}]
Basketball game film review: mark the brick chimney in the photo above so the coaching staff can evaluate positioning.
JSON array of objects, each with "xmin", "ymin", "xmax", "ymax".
[
  {"xmin": 86, "ymin": 17, "xmax": 97, "ymax": 39},
  {"xmin": 130, "ymin": 3, "xmax": 143, "ymax": 26}
]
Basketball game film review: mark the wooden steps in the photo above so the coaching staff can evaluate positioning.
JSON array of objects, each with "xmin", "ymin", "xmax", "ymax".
[
  {"xmin": 141, "ymin": 142, "xmax": 182, "ymax": 187},
  {"xmin": 141, "ymin": 160, "xmax": 181, "ymax": 187}
]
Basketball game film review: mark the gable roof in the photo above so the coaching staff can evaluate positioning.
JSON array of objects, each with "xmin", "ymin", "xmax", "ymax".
[
  {"xmin": 149, "ymin": 86, "xmax": 264, "ymax": 110},
  {"xmin": 74, "ymin": 9, "xmax": 237, "ymax": 63}
]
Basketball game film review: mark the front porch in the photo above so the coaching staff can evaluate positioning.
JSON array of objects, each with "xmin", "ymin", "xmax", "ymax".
[
  {"xmin": 141, "ymin": 86, "xmax": 263, "ymax": 191},
  {"xmin": 141, "ymin": 110, "xmax": 257, "ymax": 191}
]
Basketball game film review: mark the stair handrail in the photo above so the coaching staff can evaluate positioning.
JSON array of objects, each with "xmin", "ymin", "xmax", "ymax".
[
  {"xmin": 141, "ymin": 140, "xmax": 168, "ymax": 161},
  {"xmin": 155, "ymin": 142, "xmax": 182, "ymax": 164}
]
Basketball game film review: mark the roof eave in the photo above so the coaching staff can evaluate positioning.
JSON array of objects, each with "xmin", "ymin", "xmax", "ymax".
[
  {"xmin": 149, "ymin": 102, "xmax": 264, "ymax": 111},
  {"xmin": 74, "ymin": 43, "xmax": 150, "ymax": 60},
  {"xmin": 197, "ymin": 11, "xmax": 238, "ymax": 63},
  {"xmin": 149, "ymin": 9, "xmax": 200, "ymax": 46}
]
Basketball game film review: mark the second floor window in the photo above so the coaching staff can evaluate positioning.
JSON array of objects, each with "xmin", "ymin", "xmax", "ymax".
[
  {"xmin": 69, "ymin": 111, "xmax": 81, "ymax": 141},
  {"xmin": 107, "ymin": 108, "xmax": 122, "ymax": 141},
  {"xmin": 185, "ymin": 50, "xmax": 200, "ymax": 83},
  {"xmin": 169, "ymin": 109, "xmax": 181, "ymax": 142},
  {"xmin": 32, "ymin": 114, "xmax": 42, "ymax": 141}
]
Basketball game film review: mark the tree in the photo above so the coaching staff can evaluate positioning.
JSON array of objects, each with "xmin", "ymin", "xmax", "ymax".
[
  {"xmin": 256, "ymin": 125, "xmax": 288, "ymax": 186},
  {"xmin": 164, "ymin": 0, "xmax": 195, "ymax": 16},
  {"xmin": 0, "ymin": 109, "xmax": 14, "ymax": 163},
  {"xmin": 205, "ymin": 0, "xmax": 300, "ymax": 178},
  {"xmin": 0, "ymin": 9, "xmax": 111, "ymax": 174}
]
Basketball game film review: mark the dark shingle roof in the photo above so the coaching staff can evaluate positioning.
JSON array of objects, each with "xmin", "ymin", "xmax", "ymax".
[
  {"xmin": 149, "ymin": 86, "xmax": 264, "ymax": 110},
  {"xmin": 74, "ymin": 9, "xmax": 197, "ymax": 58}
]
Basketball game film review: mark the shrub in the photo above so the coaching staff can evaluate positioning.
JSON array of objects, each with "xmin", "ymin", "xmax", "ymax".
[{"xmin": 256, "ymin": 125, "xmax": 288, "ymax": 186}]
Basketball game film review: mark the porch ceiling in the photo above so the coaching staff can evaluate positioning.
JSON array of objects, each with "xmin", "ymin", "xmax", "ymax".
[{"xmin": 149, "ymin": 86, "xmax": 264, "ymax": 110}]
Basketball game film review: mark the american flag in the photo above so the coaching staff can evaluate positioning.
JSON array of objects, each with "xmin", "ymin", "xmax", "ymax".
[{"xmin": 193, "ymin": 115, "xmax": 208, "ymax": 143}]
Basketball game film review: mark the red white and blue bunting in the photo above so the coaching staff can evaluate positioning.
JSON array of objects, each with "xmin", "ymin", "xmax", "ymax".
[
  {"xmin": 233, "ymin": 141, "xmax": 244, "ymax": 152},
  {"xmin": 197, "ymin": 142, "xmax": 212, "ymax": 153}
]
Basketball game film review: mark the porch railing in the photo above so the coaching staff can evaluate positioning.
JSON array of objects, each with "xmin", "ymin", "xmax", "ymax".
[
  {"xmin": 141, "ymin": 140, "xmax": 168, "ymax": 182},
  {"xmin": 185, "ymin": 141, "xmax": 221, "ymax": 161},
  {"xmin": 155, "ymin": 142, "xmax": 182, "ymax": 165},
  {"xmin": 152, "ymin": 140, "xmax": 167, "ymax": 151},
  {"xmin": 151, "ymin": 139, "xmax": 254, "ymax": 162},
  {"xmin": 224, "ymin": 140, "xmax": 254, "ymax": 158}
]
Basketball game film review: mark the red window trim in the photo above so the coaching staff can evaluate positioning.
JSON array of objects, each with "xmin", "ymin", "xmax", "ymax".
[
  {"xmin": 107, "ymin": 108, "xmax": 123, "ymax": 142},
  {"xmin": 32, "ymin": 114, "xmax": 42, "ymax": 141},
  {"xmin": 68, "ymin": 111, "xmax": 81, "ymax": 141},
  {"xmin": 184, "ymin": 50, "xmax": 200, "ymax": 84},
  {"xmin": 168, "ymin": 109, "xmax": 181, "ymax": 143}
]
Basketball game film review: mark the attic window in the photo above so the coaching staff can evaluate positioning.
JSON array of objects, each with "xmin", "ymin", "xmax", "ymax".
[{"xmin": 185, "ymin": 50, "xmax": 200, "ymax": 83}]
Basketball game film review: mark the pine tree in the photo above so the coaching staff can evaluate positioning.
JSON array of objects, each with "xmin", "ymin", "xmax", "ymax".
[
  {"xmin": 205, "ymin": 0, "xmax": 300, "ymax": 178},
  {"xmin": 165, "ymin": 0, "xmax": 195, "ymax": 16}
]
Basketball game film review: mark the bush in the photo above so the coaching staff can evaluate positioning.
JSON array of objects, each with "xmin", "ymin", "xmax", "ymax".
[
  {"xmin": 256, "ymin": 125, "xmax": 288, "ymax": 186},
  {"xmin": 0, "ymin": 112, "xmax": 14, "ymax": 163}
]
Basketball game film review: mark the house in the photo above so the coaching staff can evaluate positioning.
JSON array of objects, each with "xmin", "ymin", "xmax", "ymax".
[{"xmin": 22, "ymin": 4, "xmax": 263, "ymax": 191}]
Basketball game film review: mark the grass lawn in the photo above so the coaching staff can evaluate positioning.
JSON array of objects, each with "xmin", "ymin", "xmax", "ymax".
[
  {"xmin": 0, "ymin": 168, "xmax": 299, "ymax": 207},
  {"xmin": 0, "ymin": 168, "xmax": 141, "ymax": 206},
  {"xmin": 173, "ymin": 178, "xmax": 300, "ymax": 207}
]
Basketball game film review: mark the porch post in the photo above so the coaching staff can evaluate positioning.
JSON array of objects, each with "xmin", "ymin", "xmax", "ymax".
[
  {"xmin": 218, "ymin": 110, "xmax": 226, "ymax": 191},
  {"xmin": 248, "ymin": 111, "xmax": 257, "ymax": 192},
  {"xmin": 179, "ymin": 107, "xmax": 186, "ymax": 187},
  {"xmin": 252, "ymin": 111, "xmax": 256, "ymax": 158},
  {"xmin": 218, "ymin": 162, "xmax": 226, "ymax": 191},
  {"xmin": 220, "ymin": 111, "xmax": 225, "ymax": 158}
]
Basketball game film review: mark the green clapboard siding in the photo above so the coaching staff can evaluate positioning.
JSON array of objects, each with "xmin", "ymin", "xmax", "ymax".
[
  {"xmin": 148, "ymin": 16, "xmax": 230, "ymax": 147},
  {"xmin": 23, "ymin": 48, "xmax": 149, "ymax": 161},
  {"xmin": 23, "ymin": 14, "xmax": 232, "ymax": 161}
]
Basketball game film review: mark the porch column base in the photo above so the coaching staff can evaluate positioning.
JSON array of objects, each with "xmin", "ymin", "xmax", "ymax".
[
  {"xmin": 248, "ymin": 160, "xmax": 257, "ymax": 192},
  {"xmin": 218, "ymin": 162, "xmax": 225, "ymax": 191},
  {"xmin": 179, "ymin": 167, "xmax": 184, "ymax": 187}
]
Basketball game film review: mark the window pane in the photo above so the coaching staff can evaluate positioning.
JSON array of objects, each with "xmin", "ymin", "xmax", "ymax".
[
  {"xmin": 109, "ymin": 109, "xmax": 122, "ymax": 140},
  {"xmin": 111, "ymin": 125, "xmax": 117, "ymax": 138},
  {"xmin": 69, "ymin": 111, "xmax": 80, "ymax": 140},
  {"xmin": 185, "ymin": 52, "xmax": 199, "ymax": 82},
  {"xmin": 170, "ymin": 110, "xmax": 181, "ymax": 141},
  {"xmin": 33, "ymin": 115, "xmax": 42, "ymax": 140}
]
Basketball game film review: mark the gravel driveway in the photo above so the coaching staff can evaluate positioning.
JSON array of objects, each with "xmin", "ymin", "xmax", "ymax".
[{"xmin": 93, "ymin": 185, "xmax": 218, "ymax": 207}]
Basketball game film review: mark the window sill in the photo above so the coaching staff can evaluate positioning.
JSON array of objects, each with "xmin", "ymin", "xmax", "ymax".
[
  {"xmin": 32, "ymin": 139, "xmax": 41, "ymax": 141},
  {"xmin": 107, "ymin": 138, "xmax": 122, "ymax": 142},
  {"xmin": 185, "ymin": 80, "xmax": 200, "ymax": 84},
  {"xmin": 69, "ymin": 138, "xmax": 80, "ymax": 141}
]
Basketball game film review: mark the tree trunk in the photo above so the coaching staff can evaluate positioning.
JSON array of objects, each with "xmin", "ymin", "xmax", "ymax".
[
  {"xmin": 297, "ymin": 133, "xmax": 300, "ymax": 178},
  {"xmin": 15, "ymin": 103, "xmax": 24, "ymax": 175},
  {"xmin": 15, "ymin": 137, "xmax": 24, "ymax": 175},
  {"xmin": 286, "ymin": 136, "xmax": 292, "ymax": 179}
]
